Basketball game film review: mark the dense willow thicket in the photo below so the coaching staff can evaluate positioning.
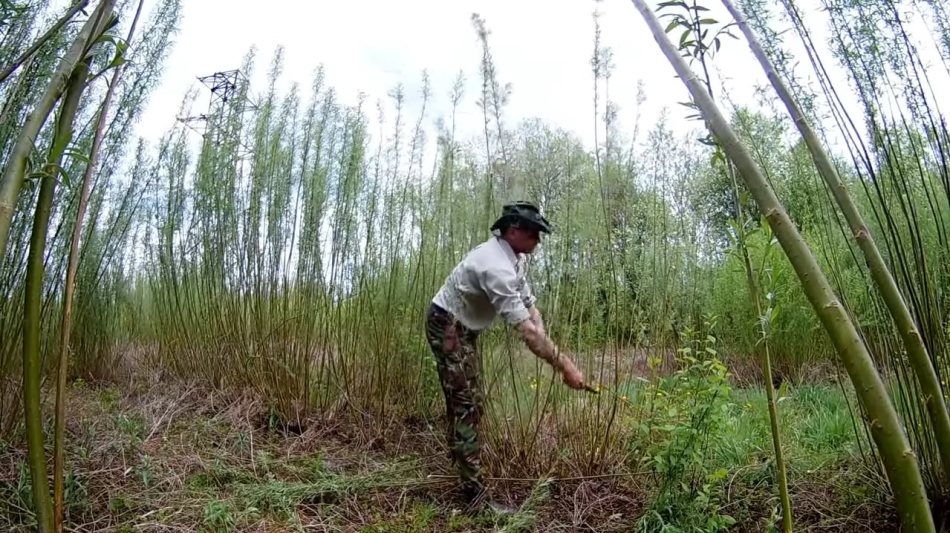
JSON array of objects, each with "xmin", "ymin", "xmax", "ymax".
[{"xmin": 3, "ymin": 0, "xmax": 950, "ymax": 529}]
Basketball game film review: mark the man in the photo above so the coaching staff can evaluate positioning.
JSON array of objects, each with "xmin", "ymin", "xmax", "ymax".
[{"xmin": 424, "ymin": 200, "xmax": 586, "ymax": 511}]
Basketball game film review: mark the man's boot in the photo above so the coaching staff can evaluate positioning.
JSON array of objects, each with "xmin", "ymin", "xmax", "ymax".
[{"xmin": 461, "ymin": 480, "xmax": 516, "ymax": 516}]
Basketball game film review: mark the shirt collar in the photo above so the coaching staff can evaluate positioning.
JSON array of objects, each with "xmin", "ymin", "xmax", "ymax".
[{"xmin": 494, "ymin": 235, "xmax": 520, "ymax": 266}]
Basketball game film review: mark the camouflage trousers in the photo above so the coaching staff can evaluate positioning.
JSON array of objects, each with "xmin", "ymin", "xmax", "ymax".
[{"xmin": 424, "ymin": 303, "xmax": 485, "ymax": 499}]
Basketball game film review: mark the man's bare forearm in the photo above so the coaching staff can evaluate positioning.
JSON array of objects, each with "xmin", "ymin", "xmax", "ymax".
[
  {"xmin": 529, "ymin": 306, "xmax": 545, "ymax": 335},
  {"xmin": 516, "ymin": 319, "xmax": 564, "ymax": 371}
]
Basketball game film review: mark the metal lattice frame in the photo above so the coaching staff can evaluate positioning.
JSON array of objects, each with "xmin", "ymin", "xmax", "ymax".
[{"xmin": 178, "ymin": 69, "xmax": 258, "ymax": 145}]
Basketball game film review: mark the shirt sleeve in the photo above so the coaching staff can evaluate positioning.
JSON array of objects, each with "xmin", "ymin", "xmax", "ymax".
[
  {"xmin": 478, "ymin": 265, "xmax": 532, "ymax": 325},
  {"xmin": 521, "ymin": 275, "xmax": 537, "ymax": 309}
]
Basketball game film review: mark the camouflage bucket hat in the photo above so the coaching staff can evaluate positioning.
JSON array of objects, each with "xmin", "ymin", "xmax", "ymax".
[{"xmin": 490, "ymin": 201, "xmax": 552, "ymax": 234}]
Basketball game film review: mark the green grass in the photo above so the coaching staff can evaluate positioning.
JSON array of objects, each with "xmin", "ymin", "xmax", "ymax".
[{"xmin": 718, "ymin": 384, "xmax": 866, "ymax": 471}]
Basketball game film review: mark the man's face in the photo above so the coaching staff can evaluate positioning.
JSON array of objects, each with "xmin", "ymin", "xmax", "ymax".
[{"xmin": 509, "ymin": 226, "xmax": 541, "ymax": 254}]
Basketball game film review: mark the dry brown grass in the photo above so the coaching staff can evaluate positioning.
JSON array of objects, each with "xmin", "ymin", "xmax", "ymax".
[
  {"xmin": 0, "ymin": 363, "xmax": 647, "ymax": 532},
  {"xmin": 0, "ymin": 349, "xmax": 899, "ymax": 532}
]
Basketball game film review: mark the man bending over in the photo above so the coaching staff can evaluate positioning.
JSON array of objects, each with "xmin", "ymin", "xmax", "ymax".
[{"xmin": 424, "ymin": 200, "xmax": 585, "ymax": 512}]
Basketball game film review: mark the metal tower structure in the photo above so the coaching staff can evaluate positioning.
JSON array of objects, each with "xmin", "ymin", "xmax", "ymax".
[{"xmin": 178, "ymin": 69, "xmax": 258, "ymax": 154}]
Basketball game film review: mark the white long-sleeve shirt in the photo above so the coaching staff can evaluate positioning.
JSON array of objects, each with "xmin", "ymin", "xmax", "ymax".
[{"xmin": 432, "ymin": 235, "xmax": 537, "ymax": 331}]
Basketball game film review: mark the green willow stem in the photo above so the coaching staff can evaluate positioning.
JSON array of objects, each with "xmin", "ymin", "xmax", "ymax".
[
  {"xmin": 0, "ymin": 0, "xmax": 92, "ymax": 86},
  {"xmin": 23, "ymin": 58, "xmax": 90, "ymax": 533},
  {"xmin": 722, "ymin": 0, "xmax": 950, "ymax": 487},
  {"xmin": 627, "ymin": 0, "xmax": 935, "ymax": 530},
  {"xmin": 727, "ymin": 156, "xmax": 793, "ymax": 532},
  {"xmin": 53, "ymin": 2, "xmax": 142, "ymax": 530},
  {"xmin": 673, "ymin": 3, "xmax": 792, "ymax": 526},
  {"xmin": 754, "ymin": 280, "xmax": 793, "ymax": 533},
  {"xmin": 0, "ymin": 0, "xmax": 116, "ymax": 263}
]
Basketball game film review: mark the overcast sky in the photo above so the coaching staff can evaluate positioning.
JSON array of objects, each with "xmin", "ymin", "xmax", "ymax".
[
  {"xmin": 129, "ymin": 0, "xmax": 783, "ymax": 153},
  {"xmin": 47, "ymin": 0, "xmax": 950, "ymax": 162}
]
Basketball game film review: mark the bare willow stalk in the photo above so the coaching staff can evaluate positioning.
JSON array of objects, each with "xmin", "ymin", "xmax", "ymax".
[
  {"xmin": 0, "ymin": 0, "xmax": 91, "ymax": 86},
  {"xmin": 652, "ymin": 0, "xmax": 792, "ymax": 521},
  {"xmin": 53, "ymin": 2, "xmax": 143, "ymax": 530},
  {"xmin": 23, "ymin": 57, "xmax": 90, "ymax": 533},
  {"xmin": 728, "ymin": 173, "xmax": 792, "ymax": 532},
  {"xmin": 660, "ymin": 1, "xmax": 793, "ymax": 525},
  {"xmin": 721, "ymin": 0, "xmax": 950, "ymax": 486},
  {"xmin": 628, "ymin": 0, "xmax": 935, "ymax": 530},
  {"xmin": 0, "ymin": 0, "xmax": 116, "ymax": 263}
]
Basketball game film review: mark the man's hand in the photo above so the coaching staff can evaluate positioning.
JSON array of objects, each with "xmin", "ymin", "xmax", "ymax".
[
  {"xmin": 560, "ymin": 358, "xmax": 585, "ymax": 390},
  {"xmin": 515, "ymin": 318, "xmax": 584, "ymax": 391}
]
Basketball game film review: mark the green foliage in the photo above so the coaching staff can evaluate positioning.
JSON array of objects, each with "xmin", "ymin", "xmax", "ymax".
[
  {"xmin": 0, "ymin": 0, "xmax": 948, "ymax": 529},
  {"xmin": 202, "ymin": 500, "xmax": 236, "ymax": 532},
  {"xmin": 636, "ymin": 317, "xmax": 737, "ymax": 532},
  {"xmin": 0, "ymin": 0, "xmax": 182, "ymax": 438}
]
